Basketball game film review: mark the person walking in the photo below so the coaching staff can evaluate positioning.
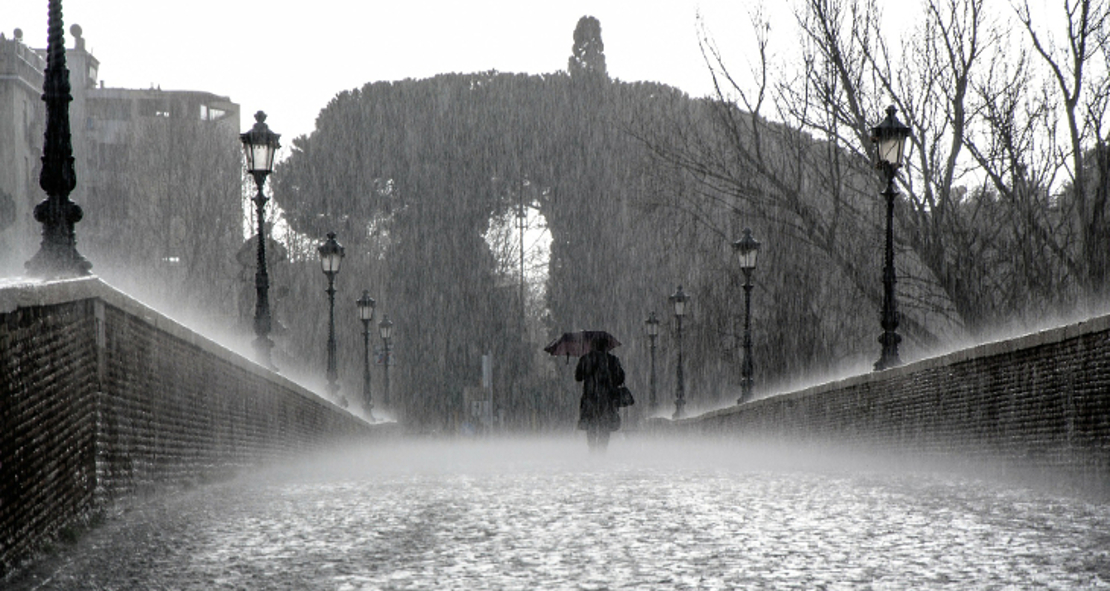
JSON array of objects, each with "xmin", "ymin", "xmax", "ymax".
[{"xmin": 575, "ymin": 334, "xmax": 625, "ymax": 452}]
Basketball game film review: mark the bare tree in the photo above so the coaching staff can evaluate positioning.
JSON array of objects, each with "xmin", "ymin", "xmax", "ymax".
[
  {"xmin": 642, "ymin": 0, "xmax": 1109, "ymax": 355},
  {"xmin": 1013, "ymin": 0, "xmax": 1110, "ymax": 299},
  {"xmin": 97, "ymin": 109, "xmax": 242, "ymax": 320}
]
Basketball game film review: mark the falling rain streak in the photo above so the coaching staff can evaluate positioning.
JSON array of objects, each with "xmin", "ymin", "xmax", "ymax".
[
  {"xmin": 3, "ymin": 1, "xmax": 1109, "ymax": 587},
  {"xmin": 3, "ymin": 4, "xmax": 1106, "ymax": 427}
]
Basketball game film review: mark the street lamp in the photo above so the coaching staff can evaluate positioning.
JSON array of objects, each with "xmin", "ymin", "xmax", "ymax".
[
  {"xmin": 669, "ymin": 285, "xmax": 689, "ymax": 419},
  {"xmin": 318, "ymin": 232, "xmax": 345, "ymax": 406},
  {"xmin": 870, "ymin": 105, "xmax": 911, "ymax": 371},
  {"xmin": 645, "ymin": 311, "xmax": 660, "ymax": 412},
  {"xmin": 356, "ymin": 290, "xmax": 376, "ymax": 420},
  {"xmin": 379, "ymin": 314, "xmax": 394, "ymax": 409},
  {"xmin": 25, "ymin": 0, "xmax": 93, "ymax": 278},
  {"xmin": 732, "ymin": 228, "xmax": 761, "ymax": 404},
  {"xmin": 239, "ymin": 111, "xmax": 281, "ymax": 369}
]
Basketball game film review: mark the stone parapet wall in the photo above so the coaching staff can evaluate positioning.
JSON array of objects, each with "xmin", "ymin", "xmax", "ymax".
[
  {"xmin": 0, "ymin": 37, "xmax": 46, "ymax": 87},
  {"xmin": 659, "ymin": 315, "xmax": 1110, "ymax": 489},
  {"xmin": 0, "ymin": 277, "xmax": 377, "ymax": 576}
]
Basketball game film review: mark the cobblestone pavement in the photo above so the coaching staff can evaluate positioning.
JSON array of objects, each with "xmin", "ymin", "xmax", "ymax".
[{"xmin": 8, "ymin": 437, "xmax": 1110, "ymax": 590}]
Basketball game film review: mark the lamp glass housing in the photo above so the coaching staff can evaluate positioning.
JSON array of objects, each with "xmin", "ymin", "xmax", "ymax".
[
  {"xmin": 239, "ymin": 111, "xmax": 281, "ymax": 174},
  {"xmin": 243, "ymin": 143, "xmax": 276, "ymax": 174},
  {"xmin": 645, "ymin": 312, "xmax": 660, "ymax": 337},
  {"xmin": 733, "ymin": 228, "xmax": 761, "ymax": 272},
  {"xmin": 357, "ymin": 291, "xmax": 376, "ymax": 322},
  {"xmin": 870, "ymin": 105, "xmax": 911, "ymax": 168},
  {"xmin": 670, "ymin": 286, "xmax": 688, "ymax": 317},
  {"xmin": 318, "ymin": 232, "xmax": 345, "ymax": 274},
  {"xmin": 875, "ymin": 136, "xmax": 906, "ymax": 167},
  {"xmin": 379, "ymin": 316, "xmax": 394, "ymax": 340}
]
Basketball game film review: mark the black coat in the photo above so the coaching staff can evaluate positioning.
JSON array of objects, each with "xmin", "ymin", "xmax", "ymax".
[{"xmin": 575, "ymin": 351, "xmax": 625, "ymax": 431}]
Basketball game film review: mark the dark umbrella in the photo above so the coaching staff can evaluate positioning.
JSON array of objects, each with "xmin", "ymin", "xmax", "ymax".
[{"xmin": 544, "ymin": 330, "xmax": 621, "ymax": 361}]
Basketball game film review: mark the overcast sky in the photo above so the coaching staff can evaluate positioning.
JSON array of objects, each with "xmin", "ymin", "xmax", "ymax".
[{"xmin": 4, "ymin": 0, "xmax": 766, "ymax": 142}]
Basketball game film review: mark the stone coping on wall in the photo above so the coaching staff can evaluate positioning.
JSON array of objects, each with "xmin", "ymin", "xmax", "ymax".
[
  {"xmin": 686, "ymin": 311, "xmax": 1110, "ymax": 425},
  {"xmin": 0, "ymin": 275, "xmax": 356, "ymax": 422}
]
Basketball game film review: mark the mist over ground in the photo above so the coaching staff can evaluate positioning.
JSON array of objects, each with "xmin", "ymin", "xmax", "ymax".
[{"xmin": 9, "ymin": 435, "xmax": 1108, "ymax": 590}]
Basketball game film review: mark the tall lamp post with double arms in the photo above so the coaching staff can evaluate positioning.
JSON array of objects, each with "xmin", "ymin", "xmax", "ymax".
[
  {"xmin": 732, "ymin": 228, "xmax": 760, "ymax": 404},
  {"xmin": 870, "ymin": 105, "xmax": 911, "ymax": 371},
  {"xmin": 239, "ymin": 111, "xmax": 281, "ymax": 369}
]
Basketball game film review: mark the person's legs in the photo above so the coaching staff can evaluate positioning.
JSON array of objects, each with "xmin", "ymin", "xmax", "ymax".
[
  {"xmin": 594, "ymin": 428, "xmax": 610, "ymax": 452},
  {"xmin": 586, "ymin": 426, "xmax": 600, "ymax": 451}
]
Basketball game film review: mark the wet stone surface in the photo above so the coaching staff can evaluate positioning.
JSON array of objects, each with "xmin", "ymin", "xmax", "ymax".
[{"xmin": 9, "ymin": 437, "xmax": 1110, "ymax": 590}]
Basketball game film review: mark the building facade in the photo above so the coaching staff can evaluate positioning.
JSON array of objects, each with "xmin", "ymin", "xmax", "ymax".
[
  {"xmin": 0, "ymin": 29, "xmax": 45, "ymax": 274},
  {"xmin": 0, "ymin": 25, "xmax": 242, "ymax": 318}
]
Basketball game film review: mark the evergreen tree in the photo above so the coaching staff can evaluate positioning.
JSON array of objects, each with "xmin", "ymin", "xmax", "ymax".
[{"xmin": 567, "ymin": 16, "xmax": 607, "ymax": 79}]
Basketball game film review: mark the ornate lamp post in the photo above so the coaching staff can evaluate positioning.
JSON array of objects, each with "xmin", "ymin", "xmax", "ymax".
[
  {"xmin": 26, "ymin": 0, "xmax": 92, "ymax": 278},
  {"xmin": 318, "ymin": 232, "xmax": 345, "ymax": 406},
  {"xmin": 645, "ymin": 311, "xmax": 660, "ymax": 412},
  {"xmin": 356, "ymin": 290, "xmax": 376, "ymax": 420},
  {"xmin": 379, "ymin": 315, "xmax": 394, "ymax": 409},
  {"xmin": 669, "ymin": 285, "xmax": 689, "ymax": 419},
  {"xmin": 239, "ymin": 111, "xmax": 281, "ymax": 368},
  {"xmin": 870, "ymin": 105, "xmax": 911, "ymax": 371},
  {"xmin": 733, "ymin": 228, "xmax": 761, "ymax": 404}
]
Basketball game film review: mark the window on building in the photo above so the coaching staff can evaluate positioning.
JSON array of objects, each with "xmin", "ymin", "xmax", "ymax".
[
  {"xmin": 200, "ymin": 104, "xmax": 227, "ymax": 121},
  {"xmin": 139, "ymin": 98, "xmax": 171, "ymax": 118}
]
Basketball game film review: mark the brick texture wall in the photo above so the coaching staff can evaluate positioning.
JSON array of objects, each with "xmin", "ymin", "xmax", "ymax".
[
  {"xmin": 1, "ymin": 278, "xmax": 376, "ymax": 575},
  {"xmin": 662, "ymin": 316, "xmax": 1110, "ymax": 490},
  {"xmin": 1, "ymin": 298, "xmax": 98, "ymax": 578}
]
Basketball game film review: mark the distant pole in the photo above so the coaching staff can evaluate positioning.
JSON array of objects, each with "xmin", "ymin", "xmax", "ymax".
[
  {"xmin": 383, "ymin": 338, "xmax": 390, "ymax": 407},
  {"xmin": 732, "ymin": 228, "xmax": 761, "ymax": 404},
  {"xmin": 251, "ymin": 183, "xmax": 273, "ymax": 367},
  {"xmin": 379, "ymin": 315, "xmax": 394, "ymax": 409},
  {"xmin": 674, "ymin": 313, "xmax": 684, "ymax": 419},
  {"xmin": 357, "ymin": 291, "xmax": 376, "ymax": 420},
  {"xmin": 362, "ymin": 320, "xmax": 372, "ymax": 414},
  {"xmin": 26, "ymin": 0, "xmax": 92, "ymax": 278},
  {"xmin": 740, "ymin": 278, "xmax": 754, "ymax": 403},
  {"xmin": 670, "ymin": 311, "xmax": 679, "ymax": 417},
  {"xmin": 318, "ymin": 232, "xmax": 345, "ymax": 406},
  {"xmin": 670, "ymin": 286, "xmax": 689, "ymax": 419},
  {"xmin": 875, "ymin": 167, "xmax": 902, "ymax": 371},
  {"xmin": 645, "ymin": 312, "xmax": 660, "ymax": 411},
  {"xmin": 326, "ymin": 271, "xmax": 339, "ymax": 400}
]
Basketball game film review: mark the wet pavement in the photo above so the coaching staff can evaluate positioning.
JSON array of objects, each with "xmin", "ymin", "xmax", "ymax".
[{"xmin": 8, "ymin": 436, "xmax": 1110, "ymax": 590}]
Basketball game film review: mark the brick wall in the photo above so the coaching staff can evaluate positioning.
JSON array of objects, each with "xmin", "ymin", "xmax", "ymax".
[
  {"xmin": 1, "ymin": 297, "xmax": 98, "ymax": 578},
  {"xmin": 656, "ymin": 316, "xmax": 1110, "ymax": 490},
  {"xmin": 1, "ymin": 278, "xmax": 378, "ymax": 575}
]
